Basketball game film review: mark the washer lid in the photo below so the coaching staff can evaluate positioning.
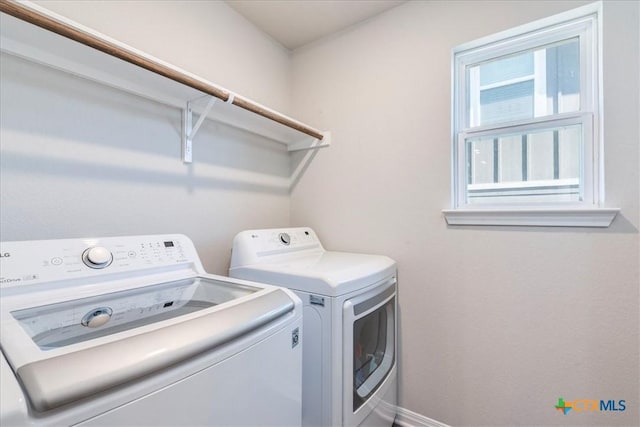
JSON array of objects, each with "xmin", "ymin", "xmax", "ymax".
[
  {"xmin": 8, "ymin": 277, "xmax": 259, "ymax": 351},
  {"xmin": 1, "ymin": 276, "xmax": 294, "ymax": 413},
  {"xmin": 230, "ymin": 251, "xmax": 396, "ymax": 297}
]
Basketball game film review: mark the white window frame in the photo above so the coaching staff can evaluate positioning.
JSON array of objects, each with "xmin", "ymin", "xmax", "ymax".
[{"xmin": 443, "ymin": 1, "xmax": 619, "ymax": 227}]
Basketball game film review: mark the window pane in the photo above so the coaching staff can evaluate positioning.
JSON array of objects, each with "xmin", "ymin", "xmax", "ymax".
[
  {"xmin": 467, "ymin": 38, "xmax": 580, "ymax": 128},
  {"xmin": 480, "ymin": 80, "xmax": 534, "ymax": 125},
  {"xmin": 466, "ymin": 124, "xmax": 582, "ymax": 204},
  {"xmin": 558, "ymin": 126, "xmax": 581, "ymax": 179},
  {"xmin": 499, "ymin": 135, "xmax": 524, "ymax": 182},
  {"xmin": 468, "ymin": 138, "xmax": 495, "ymax": 185},
  {"xmin": 480, "ymin": 53, "xmax": 533, "ymax": 86},
  {"xmin": 550, "ymin": 41, "xmax": 581, "ymax": 114},
  {"xmin": 528, "ymin": 131, "xmax": 555, "ymax": 180}
]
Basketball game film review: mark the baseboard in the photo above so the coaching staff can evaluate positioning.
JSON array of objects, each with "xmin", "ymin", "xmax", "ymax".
[{"xmin": 394, "ymin": 406, "xmax": 450, "ymax": 427}]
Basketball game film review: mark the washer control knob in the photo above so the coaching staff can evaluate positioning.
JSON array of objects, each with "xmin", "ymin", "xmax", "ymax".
[
  {"xmin": 81, "ymin": 307, "xmax": 113, "ymax": 328},
  {"xmin": 279, "ymin": 233, "xmax": 291, "ymax": 245},
  {"xmin": 83, "ymin": 246, "xmax": 113, "ymax": 269}
]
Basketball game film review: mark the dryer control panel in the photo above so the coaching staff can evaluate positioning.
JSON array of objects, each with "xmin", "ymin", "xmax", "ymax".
[
  {"xmin": 0, "ymin": 234, "xmax": 199, "ymax": 290},
  {"xmin": 230, "ymin": 227, "xmax": 324, "ymax": 267}
]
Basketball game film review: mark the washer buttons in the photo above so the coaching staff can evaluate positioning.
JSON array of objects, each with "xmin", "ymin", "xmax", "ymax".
[{"xmin": 51, "ymin": 257, "xmax": 63, "ymax": 265}]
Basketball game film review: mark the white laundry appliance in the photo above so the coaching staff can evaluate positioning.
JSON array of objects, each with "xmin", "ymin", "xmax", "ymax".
[
  {"xmin": 229, "ymin": 227, "xmax": 397, "ymax": 427},
  {"xmin": 0, "ymin": 234, "xmax": 302, "ymax": 426}
]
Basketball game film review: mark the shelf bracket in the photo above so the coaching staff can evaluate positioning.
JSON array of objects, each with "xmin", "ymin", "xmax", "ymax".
[
  {"xmin": 182, "ymin": 96, "xmax": 217, "ymax": 163},
  {"xmin": 287, "ymin": 131, "xmax": 332, "ymax": 152}
]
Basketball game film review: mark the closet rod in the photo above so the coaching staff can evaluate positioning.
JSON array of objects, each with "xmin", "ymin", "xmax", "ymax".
[{"xmin": 0, "ymin": 0, "xmax": 324, "ymax": 141}]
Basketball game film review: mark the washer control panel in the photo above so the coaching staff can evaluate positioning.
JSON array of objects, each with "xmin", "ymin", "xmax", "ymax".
[{"xmin": 0, "ymin": 234, "xmax": 197, "ymax": 289}]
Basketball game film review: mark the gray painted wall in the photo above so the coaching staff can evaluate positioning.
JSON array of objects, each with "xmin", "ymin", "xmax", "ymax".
[
  {"xmin": 1, "ymin": 1, "xmax": 292, "ymax": 275},
  {"xmin": 290, "ymin": 1, "xmax": 639, "ymax": 425}
]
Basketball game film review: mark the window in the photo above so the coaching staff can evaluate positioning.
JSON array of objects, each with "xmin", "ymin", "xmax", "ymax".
[{"xmin": 446, "ymin": 2, "xmax": 618, "ymax": 227}]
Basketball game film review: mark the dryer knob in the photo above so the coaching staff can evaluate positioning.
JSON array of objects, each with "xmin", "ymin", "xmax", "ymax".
[
  {"xmin": 83, "ymin": 246, "xmax": 113, "ymax": 269},
  {"xmin": 279, "ymin": 233, "xmax": 291, "ymax": 245}
]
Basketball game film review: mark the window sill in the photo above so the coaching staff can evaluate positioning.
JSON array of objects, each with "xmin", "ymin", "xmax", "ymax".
[{"xmin": 442, "ymin": 207, "xmax": 620, "ymax": 227}]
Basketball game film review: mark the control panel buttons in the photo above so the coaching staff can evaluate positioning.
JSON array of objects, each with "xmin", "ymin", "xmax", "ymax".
[
  {"xmin": 279, "ymin": 233, "xmax": 291, "ymax": 245},
  {"xmin": 81, "ymin": 307, "xmax": 113, "ymax": 328},
  {"xmin": 50, "ymin": 257, "xmax": 63, "ymax": 266},
  {"xmin": 82, "ymin": 246, "xmax": 113, "ymax": 269}
]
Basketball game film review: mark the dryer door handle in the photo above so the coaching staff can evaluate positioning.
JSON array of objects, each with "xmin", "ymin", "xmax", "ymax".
[
  {"xmin": 17, "ymin": 289, "xmax": 294, "ymax": 412},
  {"xmin": 352, "ymin": 277, "xmax": 396, "ymax": 317}
]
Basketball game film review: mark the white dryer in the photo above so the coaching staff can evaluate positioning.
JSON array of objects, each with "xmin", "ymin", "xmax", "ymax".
[
  {"xmin": 0, "ymin": 234, "xmax": 302, "ymax": 426},
  {"xmin": 230, "ymin": 227, "xmax": 397, "ymax": 427}
]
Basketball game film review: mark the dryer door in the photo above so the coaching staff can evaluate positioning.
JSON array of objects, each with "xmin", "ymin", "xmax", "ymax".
[{"xmin": 342, "ymin": 276, "xmax": 396, "ymax": 425}]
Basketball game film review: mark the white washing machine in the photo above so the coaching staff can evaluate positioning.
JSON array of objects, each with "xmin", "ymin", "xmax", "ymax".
[
  {"xmin": 229, "ymin": 227, "xmax": 397, "ymax": 427},
  {"xmin": 0, "ymin": 234, "xmax": 302, "ymax": 426}
]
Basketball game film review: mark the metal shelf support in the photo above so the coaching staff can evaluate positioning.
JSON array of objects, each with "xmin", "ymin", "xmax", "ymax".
[
  {"xmin": 182, "ymin": 96, "xmax": 217, "ymax": 163},
  {"xmin": 287, "ymin": 131, "xmax": 331, "ymax": 152}
]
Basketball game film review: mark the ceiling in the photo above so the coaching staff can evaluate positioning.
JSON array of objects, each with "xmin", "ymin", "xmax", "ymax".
[{"xmin": 225, "ymin": 0, "xmax": 407, "ymax": 50}]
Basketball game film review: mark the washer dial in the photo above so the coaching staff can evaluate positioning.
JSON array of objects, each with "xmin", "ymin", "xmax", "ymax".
[{"xmin": 82, "ymin": 246, "xmax": 113, "ymax": 269}]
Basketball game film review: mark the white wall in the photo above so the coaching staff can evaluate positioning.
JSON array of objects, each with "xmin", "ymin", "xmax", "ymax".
[
  {"xmin": 0, "ymin": 0, "xmax": 292, "ymax": 274},
  {"xmin": 31, "ymin": 0, "xmax": 291, "ymax": 111},
  {"xmin": 290, "ymin": 1, "xmax": 639, "ymax": 426}
]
